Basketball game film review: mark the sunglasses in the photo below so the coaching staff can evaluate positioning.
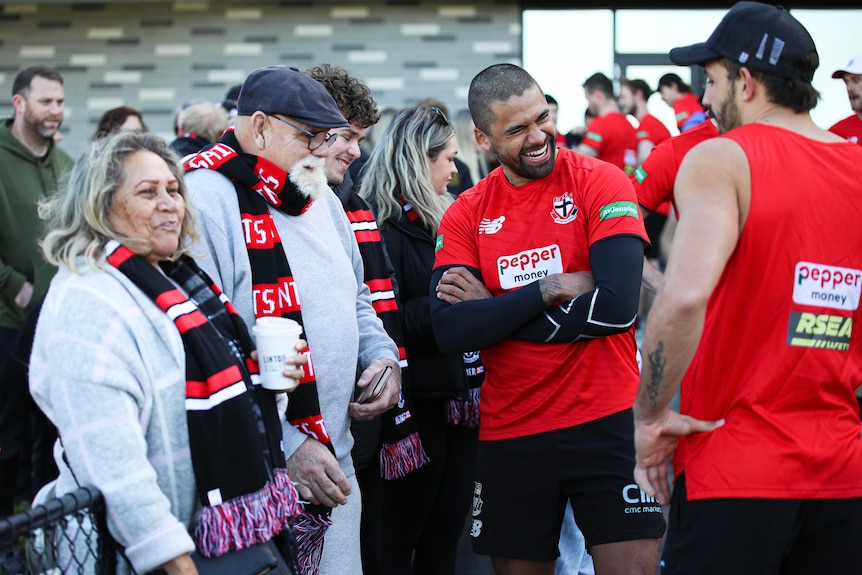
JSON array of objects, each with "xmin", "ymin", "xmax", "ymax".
[
  {"xmin": 429, "ymin": 106, "xmax": 450, "ymax": 127},
  {"xmin": 268, "ymin": 114, "xmax": 338, "ymax": 151}
]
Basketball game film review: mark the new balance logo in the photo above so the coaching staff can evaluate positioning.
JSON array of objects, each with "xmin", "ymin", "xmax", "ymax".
[{"xmin": 479, "ymin": 216, "xmax": 505, "ymax": 235}]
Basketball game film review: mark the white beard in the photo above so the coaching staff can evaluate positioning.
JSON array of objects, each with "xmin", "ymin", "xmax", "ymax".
[{"xmin": 288, "ymin": 155, "xmax": 328, "ymax": 201}]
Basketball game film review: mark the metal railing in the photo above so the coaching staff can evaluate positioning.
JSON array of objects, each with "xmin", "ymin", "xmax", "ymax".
[{"xmin": 0, "ymin": 486, "xmax": 119, "ymax": 575}]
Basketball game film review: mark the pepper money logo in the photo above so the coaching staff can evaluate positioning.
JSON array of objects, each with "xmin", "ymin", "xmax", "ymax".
[
  {"xmin": 793, "ymin": 261, "xmax": 861, "ymax": 311},
  {"xmin": 496, "ymin": 244, "xmax": 563, "ymax": 290}
]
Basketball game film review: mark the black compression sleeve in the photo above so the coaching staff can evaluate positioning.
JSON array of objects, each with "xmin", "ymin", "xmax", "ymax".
[
  {"xmin": 429, "ymin": 265, "xmax": 548, "ymax": 353},
  {"xmin": 512, "ymin": 235, "xmax": 644, "ymax": 342}
]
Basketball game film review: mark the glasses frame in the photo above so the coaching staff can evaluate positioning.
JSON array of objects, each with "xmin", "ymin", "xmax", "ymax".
[
  {"xmin": 429, "ymin": 106, "xmax": 450, "ymax": 127},
  {"xmin": 267, "ymin": 114, "xmax": 337, "ymax": 151}
]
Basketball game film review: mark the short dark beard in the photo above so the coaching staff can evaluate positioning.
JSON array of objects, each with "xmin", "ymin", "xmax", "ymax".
[
  {"xmin": 508, "ymin": 132, "xmax": 557, "ymax": 181},
  {"xmin": 714, "ymin": 78, "xmax": 742, "ymax": 134}
]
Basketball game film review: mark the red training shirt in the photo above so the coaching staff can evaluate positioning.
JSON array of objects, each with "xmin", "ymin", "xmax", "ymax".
[
  {"xmin": 580, "ymin": 112, "xmax": 638, "ymax": 175},
  {"xmin": 631, "ymin": 120, "xmax": 719, "ymax": 215},
  {"xmin": 676, "ymin": 124, "xmax": 862, "ymax": 501},
  {"xmin": 829, "ymin": 114, "xmax": 862, "ymax": 145},
  {"xmin": 434, "ymin": 148, "xmax": 648, "ymax": 440}
]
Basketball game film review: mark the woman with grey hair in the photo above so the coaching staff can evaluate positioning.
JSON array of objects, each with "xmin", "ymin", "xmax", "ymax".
[
  {"xmin": 359, "ymin": 106, "xmax": 480, "ymax": 575},
  {"xmin": 31, "ymin": 131, "xmax": 303, "ymax": 574}
]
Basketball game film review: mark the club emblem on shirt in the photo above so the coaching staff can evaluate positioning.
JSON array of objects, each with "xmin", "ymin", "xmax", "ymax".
[
  {"xmin": 551, "ymin": 192, "xmax": 577, "ymax": 224},
  {"xmin": 479, "ymin": 216, "xmax": 506, "ymax": 235}
]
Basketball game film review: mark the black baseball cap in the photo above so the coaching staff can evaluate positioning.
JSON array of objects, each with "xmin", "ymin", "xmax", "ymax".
[
  {"xmin": 237, "ymin": 65, "xmax": 349, "ymax": 129},
  {"xmin": 669, "ymin": 2, "xmax": 819, "ymax": 82}
]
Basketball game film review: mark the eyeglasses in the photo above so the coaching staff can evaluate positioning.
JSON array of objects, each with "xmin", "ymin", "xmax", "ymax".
[{"xmin": 268, "ymin": 114, "xmax": 338, "ymax": 151}]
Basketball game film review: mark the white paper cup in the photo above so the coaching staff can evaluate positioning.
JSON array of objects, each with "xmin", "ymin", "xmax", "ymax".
[{"xmin": 252, "ymin": 317, "xmax": 303, "ymax": 392}]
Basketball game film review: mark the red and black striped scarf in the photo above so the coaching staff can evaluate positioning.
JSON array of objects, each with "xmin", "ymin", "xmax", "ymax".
[
  {"xmin": 342, "ymin": 192, "xmax": 430, "ymax": 478},
  {"xmin": 395, "ymin": 195, "xmax": 484, "ymax": 428},
  {"xmin": 184, "ymin": 129, "xmax": 332, "ymax": 574},
  {"xmin": 105, "ymin": 241, "xmax": 300, "ymax": 559}
]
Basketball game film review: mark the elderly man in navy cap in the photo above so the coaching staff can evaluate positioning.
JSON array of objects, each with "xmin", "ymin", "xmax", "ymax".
[
  {"xmin": 633, "ymin": 3, "xmax": 862, "ymax": 574},
  {"xmin": 183, "ymin": 64, "xmax": 401, "ymax": 575}
]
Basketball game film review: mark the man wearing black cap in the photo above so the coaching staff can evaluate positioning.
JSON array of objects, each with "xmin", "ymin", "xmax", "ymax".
[
  {"xmin": 633, "ymin": 3, "xmax": 862, "ymax": 573},
  {"xmin": 829, "ymin": 55, "xmax": 862, "ymax": 145},
  {"xmin": 183, "ymin": 64, "xmax": 402, "ymax": 575}
]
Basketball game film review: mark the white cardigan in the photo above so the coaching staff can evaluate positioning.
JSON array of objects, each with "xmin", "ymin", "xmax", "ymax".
[{"xmin": 30, "ymin": 262, "xmax": 197, "ymax": 574}]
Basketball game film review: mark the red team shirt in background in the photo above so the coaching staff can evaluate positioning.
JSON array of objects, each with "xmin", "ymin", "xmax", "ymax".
[
  {"xmin": 636, "ymin": 114, "xmax": 672, "ymax": 147},
  {"xmin": 580, "ymin": 112, "xmax": 638, "ymax": 176},
  {"xmin": 677, "ymin": 124, "xmax": 862, "ymax": 501},
  {"xmin": 631, "ymin": 119, "xmax": 719, "ymax": 215},
  {"xmin": 672, "ymin": 92, "xmax": 707, "ymax": 132},
  {"xmin": 433, "ymin": 148, "xmax": 648, "ymax": 441},
  {"xmin": 829, "ymin": 114, "xmax": 862, "ymax": 145}
]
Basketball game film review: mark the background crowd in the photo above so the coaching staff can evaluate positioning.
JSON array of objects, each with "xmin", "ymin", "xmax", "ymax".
[{"xmin": 1, "ymin": 2, "xmax": 861, "ymax": 574}]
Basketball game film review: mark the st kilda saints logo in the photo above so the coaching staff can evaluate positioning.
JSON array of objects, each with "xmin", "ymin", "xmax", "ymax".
[{"xmin": 550, "ymin": 192, "xmax": 577, "ymax": 224}]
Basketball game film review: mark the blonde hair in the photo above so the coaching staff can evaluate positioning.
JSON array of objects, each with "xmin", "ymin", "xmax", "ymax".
[
  {"xmin": 452, "ymin": 108, "xmax": 484, "ymax": 184},
  {"xmin": 40, "ymin": 131, "xmax": 199, "ymax": 272},
  {"xmin": 178, "ymin": 101, "xmax": 230, "ymax": 144},
  {"xmin": 358, "ymin": 106, "xmax": 454, "ymax": 234}
]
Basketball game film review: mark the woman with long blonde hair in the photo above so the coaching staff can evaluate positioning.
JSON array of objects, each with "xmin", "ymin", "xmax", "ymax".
[{"xmin": 359, "ymin": 106, "xmax": 480, "ymax": 575}]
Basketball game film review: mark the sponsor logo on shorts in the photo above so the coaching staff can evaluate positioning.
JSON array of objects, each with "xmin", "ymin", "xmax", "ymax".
[
  {"xmin": 496, "ymin": 244, "xmax": 564, "ymax": 290},
  {"xmin": 793, "ymin": 261, "xmax": 861, "ymax": 311},
  {"xmin": 550, "ymin": 192, "xmax": 577, "ymax": 224},
  {"xmin": 470, "ymin": 482, "xmax": 484, "ymax": 537},
  {"xmin": 479, "ymin": 216, "xmax": 505, "ymax": 235},
  {"xmin": 621, "ymin": 483, "xmax": 663, "ymax": 514},
  {"xmin": 787, "ymin": 311, "xmax": 852, "ymax": 351},
  {"xmin": 394, "ymin": 411, "xmax": 410, "ymax": 425},
  {"xmin": 599, "ymin": 201, "xmax": 639, "ymax": 221},
  {"xmin": 472, "ymin": 482, "xmax": 484, "ymax": 517}
]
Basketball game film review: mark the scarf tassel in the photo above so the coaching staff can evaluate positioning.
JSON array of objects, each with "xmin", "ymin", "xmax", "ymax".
[
  {"xmin": 195, "ymin": 468, "xmax": 300, "ymax": 557},
  {"xmin": 379, "ymin": 431, "xmax": 431, "ymax": 480},
  {"xmin": 444, "ymin": 387, "xmax": 482, "ymax": 428},
  {"xmin": 294, "ymin": 510, "xmax": 332, "ymax": 575}
]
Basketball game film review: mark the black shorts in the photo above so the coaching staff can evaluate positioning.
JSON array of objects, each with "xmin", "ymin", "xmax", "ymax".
[
  {"xmin": 469, "ymin": 409, "xmax": 666, "ymax": 560},
  {"xmin": 662, "ymin": 473, "xmax": 862, "ymax": 575}
]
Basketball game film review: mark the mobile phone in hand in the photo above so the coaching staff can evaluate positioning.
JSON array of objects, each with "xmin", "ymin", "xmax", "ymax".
[{"xmin": 355, "ymin": 365, "xmax": 392, "ymax": 404}]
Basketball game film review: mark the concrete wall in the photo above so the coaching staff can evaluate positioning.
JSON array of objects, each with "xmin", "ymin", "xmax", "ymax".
[{"xmin": 0, "ymin": 1, "xmax": 521, "ymax": 156}]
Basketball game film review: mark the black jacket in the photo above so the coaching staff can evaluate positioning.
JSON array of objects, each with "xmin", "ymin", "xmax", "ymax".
[{"xmin": 380, "ymin": 211, "xmax": 467, "ymax": 400}]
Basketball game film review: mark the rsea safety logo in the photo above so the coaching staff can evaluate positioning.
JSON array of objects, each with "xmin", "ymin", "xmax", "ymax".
[
  {"xmin": 634, "ymin": 166, "xmax": 648, "ymax": 184},
  {"xmin": 599, "ymin": 201, "xmax": 639, "ymax": 221},
  {"xmin": 496, "ymin": 244, "xmax": 563, "ymax": 290},
  {"xmin": 787, "ymin": 312, "xmax": 852, "ymax": 351},
  {"xmin": 793, "ymin": 262, "xmax": 861, "ymax": 311},
  {"xmin": 435, "ymin": 234, "xmax": 444, "ymax": 252}
]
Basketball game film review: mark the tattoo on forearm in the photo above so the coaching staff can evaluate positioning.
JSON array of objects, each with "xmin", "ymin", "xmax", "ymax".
[
  {"xmin": 539, "ymin": 276, "xmax": 560, "ymax": 305},
  {"xmin": 647, "ymin": 340, "xmax": 666, "ymax": 409}
]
